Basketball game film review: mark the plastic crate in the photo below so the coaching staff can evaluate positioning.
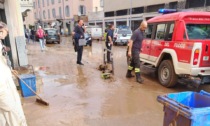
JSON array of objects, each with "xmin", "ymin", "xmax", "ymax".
[
  {"xmin": 18, "ymin": 74, "xmax": 36, "ymax": 97},
  {"xmin": 157, "ymin": 90, "xmax": 210, "ymax": 126}
]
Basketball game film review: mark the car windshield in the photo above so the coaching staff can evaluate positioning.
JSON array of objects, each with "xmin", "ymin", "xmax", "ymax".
[
  {"xmin": 186, "ymin": 24, "xmax": 210, "ymax": 39},
  {"xmin": 47, "ymin": 30, "xmax": 57, "ymax": 35},
  {"xmin": 117, "ymin": 30, "xmax": 132, "ymax": 34}
]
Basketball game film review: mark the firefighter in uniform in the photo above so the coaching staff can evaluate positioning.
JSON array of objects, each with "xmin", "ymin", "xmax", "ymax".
[{"xmin": 126, "ymin": 21, "xmax": 147, "ymax": 83}]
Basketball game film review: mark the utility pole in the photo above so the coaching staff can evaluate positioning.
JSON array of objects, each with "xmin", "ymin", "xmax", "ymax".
[
  {"xmin": 129, "ymin": 0, "xmax": 132, "ymax": 29},
  {"xmin": 62, "ymin": 0, "xmax": 65, "ymax": 20}
]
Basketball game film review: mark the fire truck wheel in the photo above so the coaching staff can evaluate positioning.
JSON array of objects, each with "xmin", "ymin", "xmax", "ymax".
[{"xmin": 158, "ymin": 60, "xmax": 178, "ymax": 88}]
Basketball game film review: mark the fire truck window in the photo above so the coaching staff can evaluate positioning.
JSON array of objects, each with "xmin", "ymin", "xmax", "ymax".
[
  {"xmin": 145, "ymin": 25, "xmax": 153, "ymax": 39},
  {"xmin": 166, "ymin": 23, "xmax": 174, "ymax": 41},
  {"xmin": 155, "ymin": 24, "xmax": 167, "ymax": 40},
  {"xmin": 186, "ymin": 24, "xmax": 210, "ymax": 39}
]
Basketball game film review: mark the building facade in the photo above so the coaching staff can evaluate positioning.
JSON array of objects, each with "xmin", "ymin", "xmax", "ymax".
[
  {"xmin": 0, "ymin": 0, "xmax": 28, "ymax": 67},
  {"xmin": 20, "ymin": 0, "xmax": 33, "ymax": 12},
  {"xmin": 89, "ymin": 0, "xmax": 210, "ymax": 31},
  {"xmin": 20, "ymin": 0, "xmax": 34, "ymax": 29},
  {"xmin": 31, "ymin": 0, "xmax": 95, "ymax": 34}
]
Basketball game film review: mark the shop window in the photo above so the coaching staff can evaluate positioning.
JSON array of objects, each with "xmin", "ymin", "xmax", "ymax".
[
  {"xmin": 186, "ymin": 0, "xmax": 205, "ymax": 8},
  {"xmin": 132, "ymin": 7, "xmax": 144, "ymax": 14},
  {"xmin": 116, "ymin": 9, "xmax": 128, "ymax": 16},
  {"xmin": 169, "ymin": 2, "xmax": 178, "ymax": 9},
  {"xmin": 105, "ymin": 11, "xmax": 114, "ymax": 17},
  {"xmin": 147, "ymin": 4, "xmax": 165, "ymax": 12}
]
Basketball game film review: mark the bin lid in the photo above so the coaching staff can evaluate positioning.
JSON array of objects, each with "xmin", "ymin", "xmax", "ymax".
[{"xmin": 19, "ymin": 74, "xmax": 36, "ymax": 79}]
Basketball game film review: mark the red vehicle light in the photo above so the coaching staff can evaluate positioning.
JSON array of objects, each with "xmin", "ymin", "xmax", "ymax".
[
  {"xmin": 201, "ymin": 70, "xmax": 205, "ymax": 73},
  {"xmin": 193, "ymin": 49, "xmax": 200, "ymax": 65}
]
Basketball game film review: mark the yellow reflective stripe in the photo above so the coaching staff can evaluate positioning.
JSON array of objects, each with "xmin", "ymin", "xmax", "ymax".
[
  {"xmin": 128, "ymin": 66, "xmax": 133, "ymax": 70},
  {"xmin": 135, "ymin": 68, "xmax": 140, "ymax": 73}
]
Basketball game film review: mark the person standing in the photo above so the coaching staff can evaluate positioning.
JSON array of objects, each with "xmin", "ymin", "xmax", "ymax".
[
  {"xmin": 31, "ymin": 28, "xmax": 36, "ymax": 43},
  {"xmin": 74, "ymin": 20, "xmax": 85, "ymax": 65},
  {"xmin": 0, "ymin": 21, "xmax": 27, "ymax": 126},
  {"xmin": 126, "ymin": 21, "xmax": 147, "ymax": 84},
  {"xmin": 36, "ymin": 26, "xmax": 45, "ymax": 52},
  {"xmin": 26, "ymin": 29, "xmax": 30, "ymax": 43},
  {"xmin": 106, "ymin": 24, "xmax": 115, "ymax": 63}
]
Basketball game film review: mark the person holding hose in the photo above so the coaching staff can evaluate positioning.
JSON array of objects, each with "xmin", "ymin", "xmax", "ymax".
[
  {"xmin": 0, "ymin": 22, "xmax": 27, "ymax": 125},
  {"xmin": 126, "ymin": 21, "xmax": 147, "ymax": 84}
]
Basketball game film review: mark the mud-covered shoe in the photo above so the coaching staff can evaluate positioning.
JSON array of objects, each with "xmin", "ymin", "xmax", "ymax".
[
  {"xmin": 126, "ymin": 70, "xmax": 134, "ymax": 78},
  {"xmin": 136, "ymin": 77, "xmax": 144, "ymax": 83},
  {"xmin": 136, "ymin": 73, "xmax": 144, "ymax": 84}
]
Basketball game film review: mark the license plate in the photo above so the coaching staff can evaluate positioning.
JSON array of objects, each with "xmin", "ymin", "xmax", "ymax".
[{"xmin": 122, "ymin": 40, "xmax": 127, "ymax": 42}]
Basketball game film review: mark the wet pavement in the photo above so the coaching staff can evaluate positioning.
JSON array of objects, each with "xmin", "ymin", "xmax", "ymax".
[{"xmin": 22, "ymin": 37, "xmax": 210, "ymax": 126}]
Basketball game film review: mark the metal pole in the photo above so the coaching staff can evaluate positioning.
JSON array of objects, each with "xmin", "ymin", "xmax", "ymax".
[
  {"xmin": 129, "ymin": 0, "xmax": 132, "ymax": 29},
  {"xmin": 62, "ymin": 0, "xmax": 65, "ymax": 20},
  {"xmin": 204, "ymin": 0, "xmax": 207, "ymax": 11}
]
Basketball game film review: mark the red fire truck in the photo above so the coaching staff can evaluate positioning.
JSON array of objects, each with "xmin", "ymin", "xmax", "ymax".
[{"xmin": 139, "ymin": 11, "xmax": 210, "ymax": 87}]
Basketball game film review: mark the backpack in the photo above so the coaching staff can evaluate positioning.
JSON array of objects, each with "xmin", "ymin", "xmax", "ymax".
[{"xmin": 37, "ymin": 29, "xmax": 44, "ymax": 38}]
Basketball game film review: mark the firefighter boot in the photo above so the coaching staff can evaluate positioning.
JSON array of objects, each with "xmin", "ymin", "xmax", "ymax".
[
  {"xmin": 126, "ymin": 70, "xmax": 134, "ymax": 78},
  {"xmin": 136, "ymin": 73, "xmax": 144, "ymax": 84}
]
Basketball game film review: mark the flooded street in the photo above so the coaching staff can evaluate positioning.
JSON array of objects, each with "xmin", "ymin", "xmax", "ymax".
[{"xmin": 22, "ymin": 37, "xmax": 209, "ymax": 126}]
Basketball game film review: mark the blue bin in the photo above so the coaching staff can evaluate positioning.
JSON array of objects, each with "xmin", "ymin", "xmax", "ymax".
[
  {"xmin": 18, "ymin": 74, "xmax": 36, "ymax": 97},
  {"xmin": 157, "ymin": 90, "xmax": 210, "ymax": 126}
]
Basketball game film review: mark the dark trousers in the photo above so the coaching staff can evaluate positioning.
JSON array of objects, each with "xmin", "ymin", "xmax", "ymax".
[
  {"xmin": 106, "ymin": 42, "xmax": 112, "ymax": 62},
  {"xmin": 128, "ymin": 50, "xmax": 140, "ymax": 73},
  {"xmin": 77, "ymin": 46, "xmax": 83, "ymax": 63}
]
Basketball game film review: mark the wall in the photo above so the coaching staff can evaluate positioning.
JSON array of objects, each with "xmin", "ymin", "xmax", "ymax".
[
  {"xmin": 92, "ymin": 0, "xmax": 103, "ymax": 12},
  {"xmin": 24, "ymin": 10, "xmax": 36, "ymax": 28},
  {"xmin": 104, "ymin": 0, "xmax": 178, "ymax": 12},
  {"xmin": 20, "ymin": 0, "xmax": 33, "ymax": 12}
]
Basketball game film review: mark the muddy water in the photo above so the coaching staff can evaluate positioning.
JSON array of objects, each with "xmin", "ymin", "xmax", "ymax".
[{"xmin": 23, "ymin": 37, "xmax": 196, "ymax": 126}]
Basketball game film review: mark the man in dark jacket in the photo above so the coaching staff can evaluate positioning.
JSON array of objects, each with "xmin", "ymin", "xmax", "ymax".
[{"xmin": 74, "ymin": 20, "xmax": 85, "ymax": 65}]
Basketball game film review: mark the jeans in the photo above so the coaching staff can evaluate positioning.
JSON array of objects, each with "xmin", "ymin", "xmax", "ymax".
[
  {"xmin": 39, "ymin": 38, "xmax": 45, "ymax": 50},
  {"xmin": 106, "ymin": 42, "xmax": 112, "ymax": 62},
  {"xmin": 27, "ymin": 37, "xmax": 30, "ymax": 43}
]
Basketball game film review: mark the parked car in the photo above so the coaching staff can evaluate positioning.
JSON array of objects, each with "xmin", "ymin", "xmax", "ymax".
[
  {"xmin": 86, "ymin": 26, "xmax": 102, "ymax": 40},
  {"xmin": 84, "ymin": 33, "xmax": 92, "ymax": 46},
  {"xmin": 44, "ymin": 28, "xmax": 60, "ymax": 44},
  {"xmin": 72, "ymin": 33, "xmax": 92, "ymax": 46},
  {"xmin": 113, "ymin": 28, "xmax": 132, "ymax": 46}
]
